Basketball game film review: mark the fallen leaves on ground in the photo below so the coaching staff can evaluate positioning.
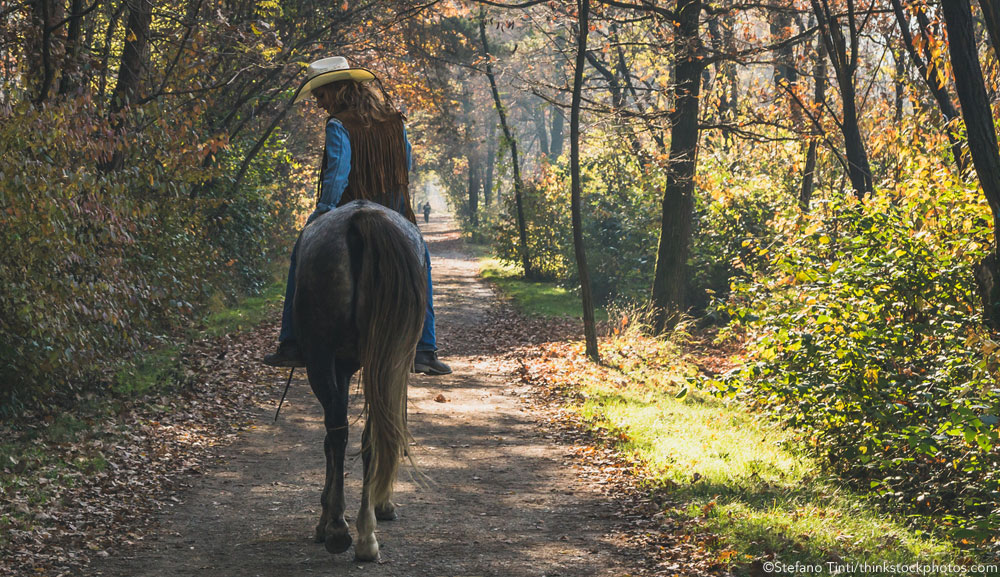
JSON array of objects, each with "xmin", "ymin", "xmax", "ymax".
[{"xmin": 0, "ymin": 322, "xmax": 283, "ymax": 577}]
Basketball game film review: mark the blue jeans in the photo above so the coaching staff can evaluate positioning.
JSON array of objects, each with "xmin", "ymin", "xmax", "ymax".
[{"xmin": 279, "ymin": 235, "xmax": 437, "ymax": 352}]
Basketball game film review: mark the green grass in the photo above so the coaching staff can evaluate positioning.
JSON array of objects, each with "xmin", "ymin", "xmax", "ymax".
[
  {"xmin": 200, "ymin": 276, "xmax": 285, "ymax": 338},
  {"xmin": 575, "ymin": 368, "xmax": 968, "ymax": 572},
  {"xmin": 478, "ymin": 257, "xmax": 607, "ymax": 321}
]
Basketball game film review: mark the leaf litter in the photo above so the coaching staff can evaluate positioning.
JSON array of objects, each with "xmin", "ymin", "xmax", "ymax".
[{"xmin": 0, "ymin": 321, "xmax": 284, "ymax": 577}]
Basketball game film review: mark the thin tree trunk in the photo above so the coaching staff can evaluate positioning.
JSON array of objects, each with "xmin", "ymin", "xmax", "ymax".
[
  {"xmin": 651, "ymin": 0, "xmax": 704, "ymax": 332},
  {"xmin": 110, "ymin": 0, "xmax": 152, "ymax": 114},
  {"xmin": 58, "ymin": 0, "xmax": 84, "ymax": 96},
  {"xmin": 839, "ymin": 78, "xmax": 872, "ymax": 197},
  {"xmin": 550, "ymin": 106, "xmax": 565, "ymax": 158},
  {"xmin": 800, "ymin": 140, "xmax": 819, "ymax": 210},
  {"xmin": 534, "ymin": 102, "xmax": 549, "ymax": 157},
  {"xmin": 468, "ymin": 155, "xmax": 480, "ymax": 238},
  {"xmin": 977, "ymin": 0, "xmax": 1000, "ymax": 58},
  {"xmin": 571, "ymin": 0, "xmax": 599, "ymax": 362},
  {"xmin": 30, "ymin": 0, "xmax": 66, "ymax": 104},
  {"xmin": 479, "ymin": 12, "xmax": 534, "ymax": 278},
  {"xmin": 586, "ymin": 48, "xmax": 645, "ymax": 161},
  {"xmin": 97, "ymin": 1, "xmax": 126, "ymax": 103},
  {"xmin": 102, "ymin": 0, "xmax": 151, "ymax": 171},
  {"xmin": 484, "ymin": 121, "xmax": 496, "ymax": 206},
  {"xmin": 801, "ymin": 36, "xmax": 827, "ymax": 211},
  {"xmin": 770, "ymin": 9, "xmax": 797, "ymax": 89},
  {"xmin": 893, "ymin": 48, "xmax": 905, "ymax": 122},
  {"xmin": 708, "ymin": 7, "xmax": 736, "ymax": 149},
  {"xmin": 811, "ymin": 0, "xmax": 873, "ymax": 199},
  {"xmin": 941, "ymin": 0, "xmax": 1000, "ymax": 326}
]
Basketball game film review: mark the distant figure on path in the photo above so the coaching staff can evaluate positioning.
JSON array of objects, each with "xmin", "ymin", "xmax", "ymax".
[
  {"xmin": 423, "ymin": 202, "xmax": 431, "ymax": 223},
  {"xmin": 263, "ymin": 56, "xmax": 452, "ymax": 375}
]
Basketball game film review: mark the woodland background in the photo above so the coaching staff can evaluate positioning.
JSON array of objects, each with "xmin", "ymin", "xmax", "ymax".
[{"xmin": 4, "ymin": 0, "xmax": 1000, "ymax": 556}]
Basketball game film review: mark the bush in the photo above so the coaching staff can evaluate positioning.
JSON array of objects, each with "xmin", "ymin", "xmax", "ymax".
[
  {"xmin": 490, "ymin": 171, "xmax": 572, "ymax": 281},
  {"xmin": 489, "ymin": 147, "xmax": 660, "ymax": 301},
  {"xmin": 0, "ymin": 98, "xmax": 302, "ymax": 412},
  {"xmin": 719, "ymin": 185, "xmax": 1000, "ymax": 540},
  {"xmin": 688, "ymin": 155, "xmax": 786, "ymax": 312}
]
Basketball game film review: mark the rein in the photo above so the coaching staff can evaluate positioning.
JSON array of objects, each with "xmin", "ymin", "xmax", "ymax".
[{"xmin": 274, "ymin": 368, "xmax": 295, "ymax": 422}]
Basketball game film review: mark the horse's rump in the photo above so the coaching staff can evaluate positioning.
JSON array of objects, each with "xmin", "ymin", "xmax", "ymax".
[{"xmin": 294, "ymin": 200, "xmax": 426, "ymax": 507}]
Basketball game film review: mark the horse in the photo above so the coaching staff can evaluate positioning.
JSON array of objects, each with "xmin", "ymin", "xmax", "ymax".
[{"xmin": 293, "ymin": 199, "xmax": 427, "ymax": 562}]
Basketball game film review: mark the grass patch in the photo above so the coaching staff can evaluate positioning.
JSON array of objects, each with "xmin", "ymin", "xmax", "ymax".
[
  {"xmin": 479, "ymin": 257, "xmax": 607, "ymax": 321},
  {"xmin": 519, "ymin": 333, "xmax": 983, "ymax": 573},
  {"xmin": 200, "ymin": 275, "xmax": 285, "ymax": 338},
  {"xmin": 112, "ymin": 343, "xmax": 184, "ymax": 396}
]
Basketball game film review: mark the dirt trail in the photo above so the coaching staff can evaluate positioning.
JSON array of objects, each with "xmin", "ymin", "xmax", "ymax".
[{"xmin": 90, "ymin": 213, "xmax": 644, "ymax": 577}]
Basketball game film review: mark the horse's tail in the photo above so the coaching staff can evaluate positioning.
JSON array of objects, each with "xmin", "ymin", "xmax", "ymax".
[{"xmin": 349, "ymin": 208, "xmax": 426, "ymax": 507}]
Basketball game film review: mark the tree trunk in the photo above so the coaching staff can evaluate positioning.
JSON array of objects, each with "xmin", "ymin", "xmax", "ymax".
[
  {"xmin": 977, "ymin": 0, "xmax": 1000, "ymax": 58},
  {"xmin": 800, "ymin": 139, "xmax": 819, "ymax": 210},
  {"xmin": 890, "ymin": 0, "xmax": 968, "ymax": 174},
  {"xmin": 941, "ymin": 0, "xmax": 1000, "ymax": 326},
  {"xmin": 550, "ymin": 106, "xmax": 565, "ymax": 158},
  {"xmin": 97, "ymin": 1, "xmax": 127, "ymax": 103},
  {"xmin": 571, "ymin": 0, "xmax": 599, "ymax": 362},
  {"xmin": 467, "ymin": 156, "xmax": 480, "ymax": 238},
  {"xmin": 58, "ymin": 0, "xmax": 84, "ymax": 96},
  {"xmin": 479, "ymin": 12, "xmax": 534, "ymax": 278},
  {"xmin": 29, "ymin": 0, "xmax": 66, "ymax": 104},
  {"xmin": 800, "ymin": 34, "xmax": 826, "ymax": 211},
  {"xmin": 534, "ymin": 102, "xmax": 549, "ymax": 158},
  {"xmin": 770, "ymin": 9, "xmax": 797, "ymax": 88},
  {"xmin": 708, "ymin": 7, "xmax": 736, "ymax": 148},
  {"xmin": 839, "ymin": 79, "xmax": 872, "ymax": 198},
  {"xmin": 586, "ymin": 47, "xmax": 645, "ymax": 161},
  {"xmin": 110, "ymin": 0, "xmax": 153, "ymax": 114},
  {"xmin": 811, "ymin": 0, "xmax": 873, "ymax": 199},
  {"xmin": 893, "ymin": 49, "xmax": 905, "ymax": 123},
  {"xmin": 651, "ymin": 0, "xmax": 703, "ymax": 332},
  {"xmin": 484, "ymin": 121, "xmax": 496, "ymax": 206}
]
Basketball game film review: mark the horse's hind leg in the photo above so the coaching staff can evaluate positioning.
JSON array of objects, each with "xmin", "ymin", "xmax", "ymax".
[
  {"xmin": 307, "ymin": 355, "xmax": 352, "ymax": 555},
  {"xmin": 355, "ymin": 420, "xmax": 380, "ymax": 561}
]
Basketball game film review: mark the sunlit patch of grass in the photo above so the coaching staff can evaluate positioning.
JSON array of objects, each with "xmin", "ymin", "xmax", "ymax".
[
  {"xmin": 523, "ymin": 333, "xmax": 976, "ymax": 574},
  {"xmin": 478, "ymin": 257, "xmax": 607, "ymax": 320}
]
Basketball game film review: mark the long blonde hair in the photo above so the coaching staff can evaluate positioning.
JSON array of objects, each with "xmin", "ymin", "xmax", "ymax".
[{"xmin": 315, "ymin": 80, "xmax": 397, "ymax": 123}]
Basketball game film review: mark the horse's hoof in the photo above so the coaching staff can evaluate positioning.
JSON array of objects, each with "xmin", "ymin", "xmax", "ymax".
[
  {"xmin": 314, "ymin": 526, "xmax": 325, "ymax": 543},
  {"xmin": 324, "ymin": 527, "xmax": 353, "ymax": 554},
  {"xmin": 354, "ymin": 536, "xmax": 380, "ymax": 562},
  {"xmin": 375, "ymin": 502, "xmax": 398, "ymax": 521}
]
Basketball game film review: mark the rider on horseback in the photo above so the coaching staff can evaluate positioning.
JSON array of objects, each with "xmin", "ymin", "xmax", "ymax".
[{"xmin": 263, "ymin": 57, "xmax": 451, "ymax": 376}]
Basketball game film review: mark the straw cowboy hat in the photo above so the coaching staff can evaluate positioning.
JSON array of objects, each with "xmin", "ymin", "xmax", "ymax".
[{"xmin": 293, "ymin": 56, "xmax": 376, "ymax": 103}]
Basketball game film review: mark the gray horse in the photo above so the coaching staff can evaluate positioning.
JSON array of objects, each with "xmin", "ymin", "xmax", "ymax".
[{"xmin": 294, "ymin": 200, "xmax": 426, "ymax": 561}]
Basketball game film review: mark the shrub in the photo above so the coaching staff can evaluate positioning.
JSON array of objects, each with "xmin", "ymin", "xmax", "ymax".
[
  {"xmin": 0, "ymin": 98, "xmax": 301, "ymax": 412},
  {"xmin": 719, "ymin": 185, "xmax": 1000, "ymax": 540}
]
